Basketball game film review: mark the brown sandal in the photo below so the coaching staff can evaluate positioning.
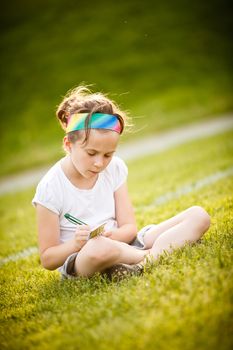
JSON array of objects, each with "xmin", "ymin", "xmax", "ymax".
[{"xmin": 103, "ymin": 263, "xmax": 144, "ymax": 281}]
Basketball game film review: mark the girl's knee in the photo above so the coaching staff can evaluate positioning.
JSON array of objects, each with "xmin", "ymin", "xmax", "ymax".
[
  {"xmin": 84, "ymin": 237, "xmax": 120, "ymax": 265},
  {"xmin": 188, "ymin": 206, "xmax": 211, "ymax": 232}
]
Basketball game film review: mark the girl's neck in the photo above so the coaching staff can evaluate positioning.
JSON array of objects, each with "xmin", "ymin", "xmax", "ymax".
[{"xmin": 61, "ymin": 156, "xmax": 98, "ymax": 190}]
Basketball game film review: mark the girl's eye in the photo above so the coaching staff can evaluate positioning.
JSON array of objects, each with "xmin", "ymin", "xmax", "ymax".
[{"xmin": 87, "ymin": 151, "xmax": 113, "ymax": 158}]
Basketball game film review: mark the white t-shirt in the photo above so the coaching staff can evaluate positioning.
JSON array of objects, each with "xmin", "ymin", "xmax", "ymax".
[{"xmin": 32, "ymin": 156, "xmax": 128, "ymax": 243}]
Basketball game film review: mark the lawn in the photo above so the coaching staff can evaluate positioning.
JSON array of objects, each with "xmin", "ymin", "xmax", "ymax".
[
  {"xmin": 1, "ymin": 0, "xmax": 233, "ymax": 176},
  {"xmin": 0, "ymin": 130, "xmax": 232, "ymax": 350}
]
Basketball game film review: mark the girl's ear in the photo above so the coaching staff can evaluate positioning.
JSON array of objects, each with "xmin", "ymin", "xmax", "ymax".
[{"xmin": 63, "ymin": 135, "xmax": 72, "ymax": 153}]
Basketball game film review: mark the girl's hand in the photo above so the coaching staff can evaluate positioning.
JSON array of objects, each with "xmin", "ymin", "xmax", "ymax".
[
  {"xmin": 74, "ymin": 225, "xmax": 91, "ymax": 250},
  {"xmin": 102, "ymin": 229, "xmax": 116, "ymax": 239}
]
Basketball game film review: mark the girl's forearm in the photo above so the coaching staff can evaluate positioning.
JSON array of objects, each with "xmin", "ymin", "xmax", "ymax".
[
  {"xmin": 40, "ymin": 239, "xmax": 79, "ymax": 271},
  {"xmin": 110, "ymin": 224, "xmax": 137, "ymax": 243}
]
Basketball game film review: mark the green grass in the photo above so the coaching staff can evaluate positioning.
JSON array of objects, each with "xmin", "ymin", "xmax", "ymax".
[
  {"xmin": 0, "ymin": 130, "xmax": 233, "ymax": 350},
  {"xmin": 0, "ymin": 0, "xmax": 233, "ymax": 176}
]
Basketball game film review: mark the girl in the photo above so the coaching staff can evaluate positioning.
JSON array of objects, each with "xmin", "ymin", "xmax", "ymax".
[{"xmin": 32, "ymin": 86, "xmax": 210, "ymax": 280}]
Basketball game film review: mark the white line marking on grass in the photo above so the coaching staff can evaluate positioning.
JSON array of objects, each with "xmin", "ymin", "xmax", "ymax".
[
  {"xmin": 0, "ymin": 247, "xmax": 38, "ymax": 267},
  {"xmin": 137, "ymin": 167, "xmax": 233, "ymax": 211},
  {"xmin": 1, "ymin": 166, "xmax": 232, "ymax": 268},
  {"xmin": 0, "ymin": 115, "xmax": 232, "ymax": 195},
  {"xmin": 118, "ymin": 115, "xmax": 233, "ymax": 161}
]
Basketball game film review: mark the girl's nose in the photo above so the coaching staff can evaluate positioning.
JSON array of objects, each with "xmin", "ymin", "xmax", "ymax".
[{"xmin": 94, "ymin": 156, "xmax": 104, "ymax": 168}]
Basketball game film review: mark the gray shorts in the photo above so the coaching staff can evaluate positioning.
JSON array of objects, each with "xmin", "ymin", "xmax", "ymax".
[{"xmin": 59, "ymin": 224, "xmax": 156, "ymax": 279}]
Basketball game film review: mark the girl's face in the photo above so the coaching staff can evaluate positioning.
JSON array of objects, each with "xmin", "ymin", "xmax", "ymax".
[{"xmin": 64, "ymin": 129, "xmax": 120, "ymax": 179}]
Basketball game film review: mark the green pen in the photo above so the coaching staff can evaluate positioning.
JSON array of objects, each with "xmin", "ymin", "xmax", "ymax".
[{"xmin": 64, "ymin": 213, "xmax": 87, "ymax": 226}]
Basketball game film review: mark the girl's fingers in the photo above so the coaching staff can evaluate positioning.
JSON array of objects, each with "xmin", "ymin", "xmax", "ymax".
[
  {"xmin": 75, "ymin": 228, "xmax": 90, "ymax": 235},
  {"xmin": 76, "ymin": 234, "xmax": 89, "ymax": 239},
  {"xmin": 75, "ymin": 230, "xmax": 90, "ymax": 241},
  {"xmin": 77, "ymin": 230, "xmax": 90, "ymax": 235},
  {"xmin": 78, "ymin": 225, "xmax": 90, "ymax": 231},
  {"xmin": 102, "ymin": 231, "xmax": 112, "ymax": 237}
]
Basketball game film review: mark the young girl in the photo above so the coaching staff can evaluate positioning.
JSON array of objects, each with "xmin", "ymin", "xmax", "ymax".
[{"xmin": 32, "ymin": 86, "xmax": 210, "ymax": 280}]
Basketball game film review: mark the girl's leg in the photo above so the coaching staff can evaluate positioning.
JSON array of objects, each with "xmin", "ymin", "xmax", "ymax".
[
  {"xmin": 74, "ymin": 236, "xmax": 149, "ymax": 277},
  {"xmin": 143, "ymin": 206, "xmax": 210, "ymax": 248},
  {"xmin": 145, "ymin": 206, "xmax": 210, "ymax": 260}
]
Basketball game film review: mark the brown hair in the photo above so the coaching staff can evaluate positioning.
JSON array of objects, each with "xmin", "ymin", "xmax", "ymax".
[{"xmin": 56, "ymin": 85, "xmax": 130, "ymax": 143}]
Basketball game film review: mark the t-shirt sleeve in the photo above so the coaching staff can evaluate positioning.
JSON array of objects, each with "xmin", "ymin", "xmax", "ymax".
[
  {"xmin": 32, "ymin": 180, "xmax": 62, "ymax": 215},
  {"xmin": 112, "ymin": 157, "xmax": 128, "ymax": 191}
]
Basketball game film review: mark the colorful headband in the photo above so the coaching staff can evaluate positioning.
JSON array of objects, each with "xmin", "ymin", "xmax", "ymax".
[{"xmin": 66, "ymin": 113, "xmax": 122, "ymax": 134}]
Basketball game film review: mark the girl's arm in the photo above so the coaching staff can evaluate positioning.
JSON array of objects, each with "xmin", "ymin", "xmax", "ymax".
[
  {"xmin": 36, "ymin": 204, "xmax": 85, "ymax": 270},
  {"xmin": 103, "ymin": 182, "xmax": 137, "ymax": 243}
]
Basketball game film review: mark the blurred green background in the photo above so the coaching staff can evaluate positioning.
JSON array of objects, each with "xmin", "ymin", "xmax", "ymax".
[{"xmin": 0, "ymin": 0, "xmax": 232, "ymax": 177}]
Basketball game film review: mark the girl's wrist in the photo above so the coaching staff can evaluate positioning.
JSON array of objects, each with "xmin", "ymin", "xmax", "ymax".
[{"xmin": 70, "ymin": 238, "xmax": 81, "ymax": 252}]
